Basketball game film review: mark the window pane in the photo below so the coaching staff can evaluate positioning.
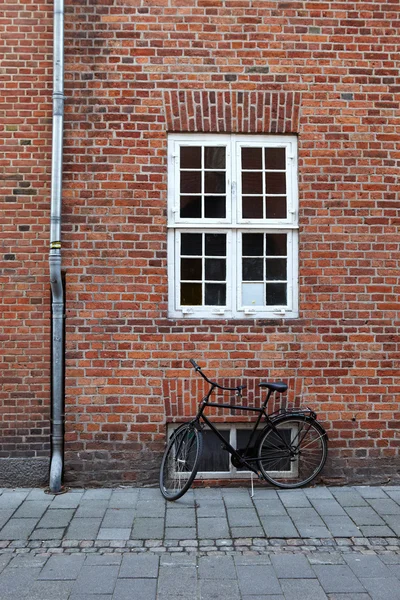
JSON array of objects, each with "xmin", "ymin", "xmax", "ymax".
[
  {"xmin": 205, "ymin": 283, "xmax": 226, "ymax": 306},
  {"xmin": 181, "ymin": 283, "xmax": 202, "ymax": 305},
  {"xmin": 197, "ymin": 429, "xmax": 230, "ymax": 471},
  {"xmin": 205, "ymin": 171, "xmax": 225, "ymax": 193},
  {"xmin": 242, "ymin": 171, "xmax": 262, "ymax": 195},
  {"xmin": 205, "ymin": 196, "xmax": 226, "ymax": 218},
  {"xmin": 205, "ymin": 147, "xmax": 226, "ymax": 169},
  {"xmin": 242, "ymin": 233, "xmax": 263, "ymax": 256},
  {"xmin": 265, "ymin": 234, "xmax": 286, "ymax": 256},
  {"xmin": 180, "ymin": 146, "xmax": 201, "ymax": 169},
  {"xmin": 180, "ymin": 170, "xmax": 201, "ymax": 193},
  {"xmin": 242, "ymin": 196, "xmax": 263, "ymax": 219},
  {"xmin": 266, "ymin": 258, "xmax": 286, "ymax": 280},
  {"xmin": 181, "ymin": 258, "xmax": 202, "ymax": 281},
  {"xmin": 266, "ymin": 171, "xmax": 286, "ymax": 195},
  {"xmin": 205, "ymin": 233, "xmax": 226, "ymax": 256},
  {"xmin": 266, "ymin": 283, "xmax": 287, "ymax": 305},
  {"xmin": 181, "ymin": 233, "xmax": 202, "ymax": 256},
  {"xmin": 243, "ymin": 258, "xmax": 263, "ymax": 281},
  {"xmin": 205, "ymin": 258, "xmax": 225, "ymax": 281},
  {"xmin": 242, "ymin": 282, "xmax": 264, "ymax": 305},
  {"xmin": 180, "ymin": 196, "xmax": 201, "ymax": 218},
  {"xmin": 266, "ymin": 196, "xmax": 287, "ymax": 219},
  {"xmin": 259, "ymin": 426, "xmax": 292, "ymax": 470},
  {"xmin": 242, "ymin": 147, "xmax": 262, "ymax": 170},
  {"xmin": 265, "ymin": 147, "xmax": 286, "ymax": 170}
]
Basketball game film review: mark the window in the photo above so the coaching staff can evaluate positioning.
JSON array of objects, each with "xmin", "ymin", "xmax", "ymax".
[
  {"xmin": 167, "ymin": 423, "xmax": 298, "ymax": 480},
  {"xmin": 168, "ymin": 134, "xmax": 298, "ymax": 319}
]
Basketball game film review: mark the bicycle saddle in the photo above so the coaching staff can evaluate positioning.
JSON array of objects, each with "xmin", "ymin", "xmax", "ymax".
[{"xmin": 259, "ymin": 382, "xmax": 288, "ymax": 393}]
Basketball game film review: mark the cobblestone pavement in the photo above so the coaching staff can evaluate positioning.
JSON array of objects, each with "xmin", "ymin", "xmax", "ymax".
[{"xmin": 0, "ymin": 486, "xmax": 399, "ymax": 599}]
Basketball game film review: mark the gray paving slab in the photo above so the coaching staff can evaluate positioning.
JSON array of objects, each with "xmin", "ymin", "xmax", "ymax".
[
  {"xmin": 236, "ymin": 564, "xmax": 282, "ymax": 596},
  {"xmin": 227, "ymin": 508, "xmax": 261, "ymax": 527},
  {"xmin": 307, "ymin": 552, "xmax": 346, "ymax": 565},
  {"xmin": 119, "ymin": 553, "xmax": 159, "ymax": 578},
  {"xmin": 253, "ymin": 497, "xmax": 287, "ymax": 516},
  {"xmin": 231, "ymin": 525, "xmax": 265, "ymax": 537},
  {"xmin": 198, "ymin": 516, "xmax": 230, "ymax": 538},
  {"xmin": 343, "ymin": 553, "xmax": 392, "ymax": 579},
  {"xmin": 38, "ymin": 554, "xmax": 86, "ymax": 580},
  {"xmin": 97, "ymin": 528, "xmax": 131, "ymax": 540},
  {"xmin": 358, "ymin": 525, "xmax": 396, "ymax": 537},
  {"xmin": 344, "ymin": 507, "xmax": 385, "ymax": 526},
  {"xmin": 164, "ymin": 526, "xmax": 197, "ymax": 539},
  {"xmin": 312, "ymin": 565, "xmax": 367, "ymax": 594},
  {"xmin": 30, "ymin": 527, "xmax": 65, "ymax": 540},
  {"xmin": 386, "ymin": 489, "xmax": 400, "ymax": 503},
  {"xmin": 135, "ymin": 500, "xmax": 166, "ymax": 518},
  {"xmin": 367, "ymin": 498, "xmax": 400, "ymax": 514},
  {"xmin": 157, "ymin": 564, "xmax": 197, "ymax": 596},
  {"xmin": 166, "ymin": 508, "xmax": 196, "ymax": 527},
  {"xmin": 74, "ymin": 500, "xmax": 108, "ymax": 518},
  {"xmin": 82, "ymin": 489, "xmax": 112, "ymax": 501},
  {"xmin": 114, "ymin": 578, "xmax": 157, "ymax": 600},
  {"xmin": 261, "ymin": 515, "xmax": 299, "ymax": 538},
  {"xmin": 196, "ymin": 500, "xmax": 227, "ymax": 517},
  {"xmin": 330, "ymin": 491, "xmax": 368, "ymax": 507},
  {"xmin": 0, "ymin": 517, "xmax": 38, "ymax": 540},
  {"xmin": 381, "ymin": 514, "xmax": 400, "ymax": 535},
  {"xmin": 71, "ymin": 565, "xmax": 119, "ymax": 595},
  {"xmin": 0, "ymin": 566, "xmax": 42, "ymax": 599},
  {"xmin": 320, "ymin": 515, "xmax": 361, "ymax": 537},
  {"xmin": 198, "ymin": 555, "xmax": 236, "ymax": 579},
  {"xmin": 48, "ymin": 493, "xmax": 83, "ymax": 509},
  {"xmin": 109, "ymin": 490, "xmax": 138, "ymax": 508},
  {"xmin": 354, "ymin": 486, "xmax": 390, "ymax": 499},
  {"xmin": 70, "ymin": 595, "xmax": 111, "ymax": 600},
  {"xmin": 102, "ymin": 508, "xmax": 135, "ymax": 528},
  {"xmin": 84, "ymin": 554, "xmax": 122, "ymax": 566},
  {"xmin": 65, "ymin": 518, "xmax": 102, "ymax": 540},
  {"xmin": 0, "ymin": 554, "xmax": 12, "ymax": 574},
  {"xmin": 199, "ymin": 578, "xmax": 241, "ymax": 600},
  {"xmin": 223, "ymin": 490, "xmax": 254, "ymax": 508},
  {"xmin": 360, "ymin": 577, "xmax": 400, "ymax": 600},
  {"xmin": 20, "ymin": 579, "xmax": 74, "ymax": 600},
  {"xmin": 304, "ymin": 488, "xmax": 335, "ymax": 500},
  {"xmin": 38, "ymin": 508, "xmax": 74, "ymax": 528},
  {"xmin": 12, "ymin": 500, "xmax": 51, "ymax": 519},
  {"xmin": 271, "ymin": 553, "xmax": 316, "ymax": 579},
  {"xmin": 279, "ymin": 578, "xmax": 328, "ymax": 600},
  {"xmin": 0, "ymin": 510, "xmax": 14, "ymax": 529},
  {"xmin": 0, "ymin": 491, "xmax": 28, "ymax": 509},
  {"xmin": 308, "ymin": 499, "xmax": 347, "ymax": 516},
  {"xmin": 131, "ymin": 517, "xmax": 164, "ymax": 539},
  {"xmin": 278, "ymin": 491, "xmax": 311, "ymax": 508}
]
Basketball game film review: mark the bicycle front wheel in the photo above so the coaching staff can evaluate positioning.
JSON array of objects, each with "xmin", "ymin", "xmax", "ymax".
[
  {"xmin": 159, "ymin": 423, "xmax": 203, "ymax": 501},
  {"xmin": 257, "ymin": 415, "xmax": 328, "ymax": 489}
]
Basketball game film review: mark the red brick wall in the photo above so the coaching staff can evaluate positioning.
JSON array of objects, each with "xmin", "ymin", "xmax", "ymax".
[
  {"xmin": 0, "ymin": 0, "xmax": 52, "ymax": 481},
  {"xmin": 2, "ymin": 0, "xmax": 400, "ymax": 486}
]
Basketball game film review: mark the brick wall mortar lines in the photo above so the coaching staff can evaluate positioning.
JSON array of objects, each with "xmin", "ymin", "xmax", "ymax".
[{"xmin": 1, "ymin": 0, "xmax": 400, "ymax": 485}]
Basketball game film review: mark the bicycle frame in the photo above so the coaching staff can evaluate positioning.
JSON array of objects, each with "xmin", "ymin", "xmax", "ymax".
[{"xmin": 194, "ymin": 383, "xmax": 285, "ymax": 478}]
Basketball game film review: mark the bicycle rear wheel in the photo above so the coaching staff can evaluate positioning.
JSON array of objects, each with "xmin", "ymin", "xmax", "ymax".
[
  {"xmin": 159, "ymin": 423, "xmax": 203, "ymax": 501},
  {"xmin": 257, "ymin": 415, "xmax": 327, "ymax": 489}
]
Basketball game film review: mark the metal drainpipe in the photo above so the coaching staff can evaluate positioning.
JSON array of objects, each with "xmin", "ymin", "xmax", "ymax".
[{"xmin": 49, "ymin": 0, "xmax": 65, "ymax": 493}]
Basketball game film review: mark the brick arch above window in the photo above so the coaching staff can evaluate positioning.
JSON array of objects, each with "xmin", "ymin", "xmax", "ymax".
[{"xmin": 163, "ymin": 91, "xmax": 301, "ymax": 134}]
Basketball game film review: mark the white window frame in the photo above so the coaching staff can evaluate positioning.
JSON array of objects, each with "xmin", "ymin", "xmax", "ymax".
[
  {"xmin": 167, "ymin": 423, "xmax": 300, "ymax": 480},
  {"xmin": 167, "ymin": 133, "xmax": 299, "ymax": 319}
]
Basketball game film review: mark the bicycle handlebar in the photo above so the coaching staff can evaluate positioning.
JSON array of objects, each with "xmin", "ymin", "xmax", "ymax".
[{"xmin": 189, "ymin": 358, "xmax": 246, "ymax": 392}]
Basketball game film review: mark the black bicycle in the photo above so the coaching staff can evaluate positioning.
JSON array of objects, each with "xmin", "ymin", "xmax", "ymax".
[{"xmin": 160, "ymin": 359, "xmax": 328, "ymax": 501}]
